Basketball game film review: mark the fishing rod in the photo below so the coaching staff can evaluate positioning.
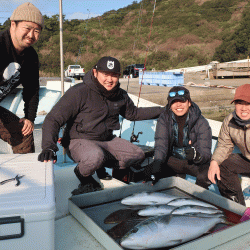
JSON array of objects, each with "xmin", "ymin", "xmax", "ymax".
[
  {"xmin": 130, "ymin": 0, "xmax": 157, "ymax": 143},
  {"xmin": 119, "ymin": 1, "xmax": 144, "ymax": 139}
]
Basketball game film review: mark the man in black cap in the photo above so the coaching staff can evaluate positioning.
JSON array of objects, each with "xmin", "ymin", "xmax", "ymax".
[
  {"xmin": 38, "ymin": 56, "xmax": 164, "ymax": 194},
  {"xmin": 144, "ymin": 86, "xmax": 212, "ymax": 189}
]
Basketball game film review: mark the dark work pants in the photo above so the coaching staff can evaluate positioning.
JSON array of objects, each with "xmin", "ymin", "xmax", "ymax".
[
  {"xmin": 68, "ymin": 137, "xmax": 145, "ymax": 176},
  {"xmin": 0, "ymin": 106, "xmax": 35, "ymax": 153},
  {"xmin": 218, "ymin": 153, "xmax": 250, "ymax": 206},
  {"xmin": 167, "ymin": 156, "xmax": 211, "ymax": 189}
]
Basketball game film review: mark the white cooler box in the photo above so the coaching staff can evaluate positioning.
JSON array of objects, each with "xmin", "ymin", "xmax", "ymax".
[{"xmin": 0, "ymin": 154, "xmax": 56, "ymax": 250}]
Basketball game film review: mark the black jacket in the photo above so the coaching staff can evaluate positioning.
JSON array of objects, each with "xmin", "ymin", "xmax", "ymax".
[
  {"xmin": 0, "ymin": 30, "xmax": 39, "ymax": 122},
  {"xmin": 42, "ymin": 70, "xmax": 164, "ymax": 152},
  {"xmin": 154, "ymin": 102, "xmax": 212, "ymax": 166}
]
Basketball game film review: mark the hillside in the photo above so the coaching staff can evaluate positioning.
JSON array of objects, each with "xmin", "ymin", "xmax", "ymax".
[{"xmin": 1, "ymin": 0, "xmax": 250, "ymax": 76}]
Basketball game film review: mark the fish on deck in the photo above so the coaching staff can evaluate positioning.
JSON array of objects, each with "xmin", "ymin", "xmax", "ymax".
[
  {"xmin": 167, "ymin": 198, "xmax": 218, "ymax": 209},
  {"xmin": 120, "ymin": 214, "xmax": 226, "ymax": 249},
  {"xmin": 107, "ymin": 218, "xmax": 146, "ymax": 239},
  {"xmin": 138, "ymin": 204, "xmax": 222, "ymax": 217},
  {"xmin": 104, "ymin": 208, "xmax": 142, "ymax": 224},
  {"xmin": 121, "ymin": 192, "xmax": 179, "ymax": 206}
]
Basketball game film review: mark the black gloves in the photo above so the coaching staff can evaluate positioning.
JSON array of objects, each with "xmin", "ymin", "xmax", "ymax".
[
  {"xmin": 185, "ymin": 146, "xmax": 201, "ymax": 162},
  {"xmin": 143, "ymin": 160, "xmax": 162, "ymax": 185},
  {"xmin": 38, "ymin": 149, "xmax": 57, "ymax": 163}
]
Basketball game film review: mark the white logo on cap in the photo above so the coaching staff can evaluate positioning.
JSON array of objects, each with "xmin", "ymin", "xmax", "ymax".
[{"xmin": 107, "ymin": 60, "xmax": 114, "ymax": 69}]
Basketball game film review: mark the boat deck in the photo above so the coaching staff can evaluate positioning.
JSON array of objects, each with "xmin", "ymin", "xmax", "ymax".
[{"xmin": 1, "ymin": 83, "xmax": 250, "ymax": 249}]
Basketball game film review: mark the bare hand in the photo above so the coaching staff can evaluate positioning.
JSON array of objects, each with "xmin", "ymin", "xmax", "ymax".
[
  {"xmin": 19, "ymin": 118, "xmax": 34, "ymax": 136},
  {"xmin": 208, "ymin": 160, "xmax": 221, "ymax": 184}
]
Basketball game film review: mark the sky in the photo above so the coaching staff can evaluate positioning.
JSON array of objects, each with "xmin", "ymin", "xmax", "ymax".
[{"xmin": 0, "ymin": 0, "xmax": 139, "ymax": 25}]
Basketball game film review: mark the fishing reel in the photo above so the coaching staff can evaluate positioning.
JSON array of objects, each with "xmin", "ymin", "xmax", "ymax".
[{"xmin": 130, "ymin": 131, "xmax": 143, "ymax": 143}]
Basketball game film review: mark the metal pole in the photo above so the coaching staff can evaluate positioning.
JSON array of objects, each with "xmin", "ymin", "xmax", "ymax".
[
  {"xmin": 59, "ymin": 0, "xmax": 66, "ymax": 163},
  {"xmin": 59, "ymin": 0, "xmax": 64, "ymax": 96}
]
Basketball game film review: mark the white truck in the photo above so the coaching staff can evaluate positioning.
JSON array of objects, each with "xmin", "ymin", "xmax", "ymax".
[{"xmin": 65, "ymin": 65, "xmax": 85, "ymax": 80}]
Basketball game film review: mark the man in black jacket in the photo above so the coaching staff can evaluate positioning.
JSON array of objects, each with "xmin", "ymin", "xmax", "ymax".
[
  {"xmin": 0, "ymin": 2, "xmax": 43, "ymax": 153},
  {"xmin": 38, "ymin": 56, "xmax": 164, "ymax": 194},
  {"xmin": 144, "ymin": 86, "xmax": 212, "ymax": 189}
]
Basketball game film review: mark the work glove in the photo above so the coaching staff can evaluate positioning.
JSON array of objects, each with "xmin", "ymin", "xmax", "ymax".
[
  {"xmin": 38, "ymin": 149, "xmax": 57, "ymax": 163},
  {"xmin": 185, "ymin": 146, "xmax": 201, "ymax": 162},
  {"xmin": 143, "ymin": 160, "xmax": 162, "ymax": 185}
]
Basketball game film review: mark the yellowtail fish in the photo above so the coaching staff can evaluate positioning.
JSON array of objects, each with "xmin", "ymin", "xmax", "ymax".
[
  {"xmin": 120, "ymin": 214, "xmax": 226, "ymax": 249},
  {"xmin": 167, "ymin": 198, "xmax": 218, "ymax": 209},
  {"xmin": 104, "ymin": 208, "xmax": 142, "ymax": 224},
  {"xmin": 121, "ymin": 192, "xmax": 179, "ymax": 206},
  {"xmin": 138, "ymin": 204, "xmax": 222, "ymax": 217}
]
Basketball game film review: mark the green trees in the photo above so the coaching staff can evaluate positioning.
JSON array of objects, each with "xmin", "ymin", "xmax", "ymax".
[
  {"xmin": 213, "ymin": 3, "xmax": 250, "ymax": 62},
  {"xmin": 0, "ymin": 0, "xmax": 248, "ymax": 76}
]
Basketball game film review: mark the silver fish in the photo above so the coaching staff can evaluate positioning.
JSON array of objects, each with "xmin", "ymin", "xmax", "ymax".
[
  {"xmin": 172, "ymin": 205, "xmax": 223, "ymax": 215},
  {"xmin": 167, "ymin": 198, "xmax": 218, "ymax": 209},
  {"xmin": 120, "ymin": 214, "xmax": 225, "ymax": 249},
  {"xmin": 138, "ymin": 205, "xmax": 177, "ymax": 217},
  {"xmin": 138, "ymin": 204, "xmax": 222, "ymax": 217},
  {"xmin": 121, "ymin": 192, "xmax": 178, "ymax": 206}
]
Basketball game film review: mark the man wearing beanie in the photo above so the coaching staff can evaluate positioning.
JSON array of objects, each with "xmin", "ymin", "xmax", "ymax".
[
  {"xmin": 0, "ymin": 2, "xmax": 43, "ymax": 153},
  {"xmin": 208, "ymin": 84, "xmax": 250, "ymax": 206},
  {"xmin": 144, "ymin": 86, "xmax": 212, "ymax": 189},
  {"xmin": 38, "ymin": 56, "xmax": 164, "ymax": 195}
]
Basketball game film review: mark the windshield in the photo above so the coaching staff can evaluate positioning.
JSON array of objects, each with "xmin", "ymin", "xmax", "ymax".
[
  {"xmin": 70, "ymin": 65, "xmax": 81, "ymax": 69},
  {"xmin": 135, "ymin": 64, "xmax": 144, "ymax": 69}
]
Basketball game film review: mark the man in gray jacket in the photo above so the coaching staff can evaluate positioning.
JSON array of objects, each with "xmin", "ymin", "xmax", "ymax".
[
  {"xmin": 208, "ymin": 84, "xmax": 250, "ymax": 206},
  {"xmin": 144, "ymin": 86, "xmax": 212, "ymax": 189},
  {"xmin": 38, "ymin": 56, "xmax": 164, "ymax": 194}
]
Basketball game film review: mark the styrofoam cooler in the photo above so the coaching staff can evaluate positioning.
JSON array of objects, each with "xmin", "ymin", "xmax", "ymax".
[{"xmin": 0, "ymin": 154, "xmax": 56, "ymax": 250}]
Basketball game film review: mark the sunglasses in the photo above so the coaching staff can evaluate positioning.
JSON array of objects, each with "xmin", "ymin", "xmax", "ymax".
[{"xmin": 169, "ymin": 90, "xmax": 185, "ymax": 98}]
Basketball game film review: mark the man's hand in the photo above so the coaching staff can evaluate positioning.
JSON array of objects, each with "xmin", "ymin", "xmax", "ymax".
[
  {"xmin": 143, "ymin": 161, "xmax": 161, "ymax": 186},
  {"xmin": 38, "ymin": 149, "xmax": 57, "ymax": 163},
  {"xmin": 19, "ymin": 118, "xmax": 34, "ymax": 136},
  {"xmin": 208, "ymin": 160, "xmax": 221, "ymax": 184},
  {"xmin": 185, "ymin": 146, "xmax": 196, "ymax": 160}
]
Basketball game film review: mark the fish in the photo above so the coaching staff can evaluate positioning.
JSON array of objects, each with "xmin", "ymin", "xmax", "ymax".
[
  {"xmin": 138, "ymin": 204, "xmax": 222, "ymax": 217},
  {"xmin": 121, "ymin": 192, "xmax": 179, "ymax": 206},
  {"xmin": 120, "ymin": 214, "xmax": 226, "ymax": 249},
  {"xmin": 138, "ymin": 205, "xmax": 177, "ymax": 217},
  {"xmin": 167, "ymin": 198, "xmax": 218, "ymax": 209},
  {"xmin": 107, "ymin": 218, "xmax": 146, "ymax": 239},
  {"xmin": 104, "ymin": 209, "xmax": 142, "ymax": 224},
  {"xmin": 172, "ymin": 205, "xmax": 223, "ymax": 215}
]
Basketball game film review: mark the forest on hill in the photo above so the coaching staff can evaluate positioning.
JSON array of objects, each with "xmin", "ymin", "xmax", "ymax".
[{"xmin": 1, "ymin": 0, "xmax": 250, "ymax": 77}]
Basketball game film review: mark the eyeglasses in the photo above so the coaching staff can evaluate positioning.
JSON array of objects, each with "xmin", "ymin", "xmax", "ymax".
[{"xmin": 169, "ymin": 90, "xmax": 185, "ymax": 98}]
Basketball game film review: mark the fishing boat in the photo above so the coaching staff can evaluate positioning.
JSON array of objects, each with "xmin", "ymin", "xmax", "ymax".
[
  {"xmin": 1, "ymin": 1, "xmax": 250, "ymax": 249},
  {"xmin": 1, "ymin": 79, "xmax": 250, "ymax": 249}
]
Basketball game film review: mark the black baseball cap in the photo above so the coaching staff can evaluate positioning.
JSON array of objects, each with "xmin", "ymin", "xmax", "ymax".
[
  {"xmin": 95, "ymin": 56, "xmax": 121, "ymax": 74},
  {"xmin": 167, "ymin": 86, "xmax": 191, "ymax": 106}
]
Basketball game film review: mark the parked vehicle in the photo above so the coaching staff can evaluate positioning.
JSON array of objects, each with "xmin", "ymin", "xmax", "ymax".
[
  {"xmin": 65, "ymin": 65, "xmax": 85, "ymax": 80},
  {"xmin": 123, "ymin": 64, "xmax": 145, "ymax": 78}
]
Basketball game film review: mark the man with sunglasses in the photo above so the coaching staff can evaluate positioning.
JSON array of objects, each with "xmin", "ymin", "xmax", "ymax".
[
  {"xmin": 144, "ymin": 86, "xmax": 212, "ymax": 189},
  {"xmin": 38, "ymin": 56, "xmax": 164, "ymax": 195},
  {"xmin": 208, "ymin": 84, "xmax": 250, "ymax": 206}
]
